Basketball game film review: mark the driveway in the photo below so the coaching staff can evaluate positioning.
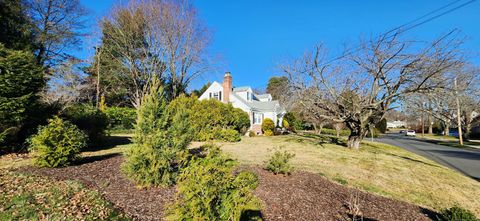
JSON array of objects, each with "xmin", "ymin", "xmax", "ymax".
[{"xmin": 376, "ymin": 133, "xmax": 480, "ymax": 181}]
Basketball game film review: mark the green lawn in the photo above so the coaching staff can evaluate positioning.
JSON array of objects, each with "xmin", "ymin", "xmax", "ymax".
[{"xmin": 219, "ymin": 134, "xmax": 480, "ymax": 216}]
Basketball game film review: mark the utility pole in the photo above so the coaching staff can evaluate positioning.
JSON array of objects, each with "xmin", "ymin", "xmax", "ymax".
[
  {"xmin": 454, "ymin": 77, "xmax": 464, "ymax": 146},
  {"xmin": 95, "ymin": 46, "xmax": 102, "ymax": 109},
  {"xmin": 421, "ymin": 102, "xmax": 425, "ymax": 137}
]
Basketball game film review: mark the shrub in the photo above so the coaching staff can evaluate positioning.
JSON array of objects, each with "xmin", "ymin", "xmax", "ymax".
[
  {"xmin": 264, "ymin": 130, "xmax": 274, "ymax": 136},
  {"xmin": 215, "ymin": 128, "xmax": 241, "ymax": 142},
  {"xmin": 438, "ymin": 205, "xmax": 478, "ymax": 221},
  {"xmin": 262, "ymin": 118, "xmax": 275, "ymax": 133},
  {"xmin": 375, "ymin": 118, "xmax": 387, "ymax": 134},
  {"xmin": 122, "ymin": 81, "xmax": 193, "ymax": 187},
  {"xmin": 248, "ymin": 131, "xmax": 256, "ymax": 137},
  {"xmin": 366, "ymin": 127, "xmax": 381, "ymax": 138},
  {"xmin": 62, "ymin": 104, "xmax": 108, "ymax": 145},
  {"xmin": 104, "ymin": 106, "xmax": 136, "ymax": 130},
  {"xmin": 265, "ymin": 149, "xmax": 295, "ymax": 175},
  {"xmin": 29, "ymin": 117, "xmax": 86, "ymax": 167},
  {"xmin": 168, "ymin": 145, "xmax": 260, "ymax": 220},
  {"xmin": 168, "ymin": 96, "xmax": 250, "ymax": 142},
  {"xmin": 321, "ymin": 128, "xmax": 350, "ymax": 136},
  {"xmin": 282, "ymin": 119, "xmax": 290, "ymax": 129}
]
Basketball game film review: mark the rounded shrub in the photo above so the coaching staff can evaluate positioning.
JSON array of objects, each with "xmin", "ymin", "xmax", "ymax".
[
  {"xmin": 168, "ymin": 96, "xmax": 250, "ymax": 142},
  {"xmin": 438, "ymin": 205, "xmax": 478, "ymax": 221},
  {"xmin": 265, "ymin": 149, "xmax": 295, "ymax": 175},
  {"xmin": 29, "ymin": 116, "xmax": 86, "ymax": 167},
  {"xmin": 282, "ymin": 119, "xmax": 290, "ymax": 129},
  {"xmin": 262, "ymin": 118, "xmax": 275, "ymax": 133},
  {"xmin": 104, "ymin": 106, "xmax": 136, "ymax": 130},
  {"xmin": 264, "ymin": 130, "xmax": 274, "ymax": 136},
  {"xmin": 62, "ymin": 104, "xmax": 108, "ymax": 145},
  {"xmin": 168, "ymin": 145, "xmax": 260, "ymax": 220}
]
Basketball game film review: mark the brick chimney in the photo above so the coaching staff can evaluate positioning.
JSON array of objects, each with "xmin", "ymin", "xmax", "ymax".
[{"xmin": 223, "ymin": 72, "xmax": 232, "ymax": 103}]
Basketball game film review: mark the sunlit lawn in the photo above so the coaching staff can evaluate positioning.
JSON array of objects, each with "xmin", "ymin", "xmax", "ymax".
[{"xmin": 219, "ymin": 134, "xmax": 480, "ymax": 216}]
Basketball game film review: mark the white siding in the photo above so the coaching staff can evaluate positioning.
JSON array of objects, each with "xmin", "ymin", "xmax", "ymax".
[{"xmin": 199, "ymin": 81, "xmax": 224, "ymax": 101}]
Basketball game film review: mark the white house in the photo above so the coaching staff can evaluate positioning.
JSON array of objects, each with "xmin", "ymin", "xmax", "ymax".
[
  {"xmin": 199, "ymin": 72, "xmax": 286, "ymax": 134},
  {"xmin": 387, "ymin": 120, "xmax": 407, "ymax": 129}
]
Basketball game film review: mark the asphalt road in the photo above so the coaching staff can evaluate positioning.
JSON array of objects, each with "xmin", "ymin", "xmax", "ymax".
[{"xmin": 376, "ymin": 133, "xmax": 480, "ymax": 181}]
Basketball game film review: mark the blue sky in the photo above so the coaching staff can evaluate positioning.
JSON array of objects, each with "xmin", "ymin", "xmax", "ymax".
[{"xmin": 78, "ymin": 0, "xmax": 480, "ymax": 90}]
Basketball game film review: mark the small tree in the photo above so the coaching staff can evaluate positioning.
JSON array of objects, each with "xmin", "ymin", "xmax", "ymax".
[
  {"xmin": 122, "ymin": 79, "xmax": 193, "ymax": 187},
  {"xmin": 29, "ymin": 117, "xmax": 86, "ymax": 167},
  {"xmin": 262, "ymin": 118, "xmax": 275, "ymax": 135},
  {"xmin": 168, "ymin": 145, "xmax": 259, "ymax": 220}
]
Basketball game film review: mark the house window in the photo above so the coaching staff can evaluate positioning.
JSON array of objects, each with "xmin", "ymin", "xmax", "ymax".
[
  {"xmin": 209, "ymin": 92, "xmax": 212, "ymax": 98},
  {"xmin": 253, "ymin": 112, "xmax": 263, "ymax": 124},
  {"xmin": 213, "ymin": 92, "xmax": 219, "ymax": 100},
  {"xmin": 219, "ymin": 91, "xmax": 222, "ymax": 101}
]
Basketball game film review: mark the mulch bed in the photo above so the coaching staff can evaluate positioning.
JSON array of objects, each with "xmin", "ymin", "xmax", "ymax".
[{"xmin": 19, "ymin": 155, "xmax": 437, "ymax": 221}]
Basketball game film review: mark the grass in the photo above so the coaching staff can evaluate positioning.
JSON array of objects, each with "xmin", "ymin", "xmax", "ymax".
[
  {"xmin": 219, "ymin": 134, "xmax": 480, "ymax": 216},
  {"xmin": 415, "ymin": 133, "xmax": 480, "ymax": 149},
  {"xmin": 0, "ymin": 170, "xmax": 129, "ymax": 220}
]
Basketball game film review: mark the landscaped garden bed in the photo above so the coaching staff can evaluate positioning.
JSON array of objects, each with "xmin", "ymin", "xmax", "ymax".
[{"xmin": 17, "ymin": 153, "xmax": 436, "ymax": 220}]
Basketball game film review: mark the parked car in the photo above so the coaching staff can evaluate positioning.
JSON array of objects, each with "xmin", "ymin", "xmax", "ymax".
[
  {"xmin": 405, "ymin": 130, "xmax": 416, "ymax": 136},
  {"xmin": 399, "ymin": 130, "xmax": 406, "ymax": 134}
]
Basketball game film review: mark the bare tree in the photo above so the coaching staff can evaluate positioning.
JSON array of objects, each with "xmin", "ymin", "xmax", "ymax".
[
  {"xmin": 282, "ymin": 32, "xmax": 462, "ymax": 149},
  {"xmin": 41, "ymin": 58, "xmax": 88, "ymax": 108},
  {"xmin": 97, "ymin": 0, "xmax": 210, "ymax": 107},
  {"xmin": 26, "ymin": 0, "xmax": 88, "ymax": 66}
]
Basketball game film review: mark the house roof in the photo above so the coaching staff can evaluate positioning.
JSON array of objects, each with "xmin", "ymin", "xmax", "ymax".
[
  {"xmin": 231, "ymin": 92, "xmax": 285, "ymax": 113},
  {"xmin": 255, "ymin": 94, "xmax": 271, "ymax": 99},
  {"xmin": 232, "ymin": 86, "xmax": 251, "ymax": 92}
]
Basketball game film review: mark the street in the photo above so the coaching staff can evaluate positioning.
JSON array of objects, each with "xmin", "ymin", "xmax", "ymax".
[{"xmin": 377, "ymin": 133, "xmax": 480, "ymax": 181}]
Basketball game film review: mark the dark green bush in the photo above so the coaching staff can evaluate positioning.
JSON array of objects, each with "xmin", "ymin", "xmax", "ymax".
[
  {"xmin": 104, "ymin": 106, "xmax": 136, "ymax": 130},
  {"xmin": 265, "ymin": 149, "xmax": 295, "ymax": 175},
  {"xmin": 248, "ymin": 131, "xmax": 256, "ymax": 137},
  {"xmin": 0, "ymin": 44, "xmax": 45, "ymax": 151},
  {"xmin": 122, "ymin": 82, "xmax": 193, "ymax": 187},
  {"xmin": 366, "ymin": 127, "xmax": 381, "ymax": 138},
  {"xmin": 62, "ymin": 104, "xmax": 108, "ymax": 145},
  {"xmin": 262, "ymin": 118, "xmax": 275, "ymax": 134},
  {"xmin": 438, "ymin": 205, "xmax": 478, "ymax": 221},
  {"xmin": 168, "ymin": 145, "xmax": 260, "ymax": 220},
  {"xmin": 375, "ymin": 118, "xmax": 387, "ymax": 134},
  {"xmin": 29, "ymin": 117, "xmax": 86, "ymax": 167},
  {"xmin": 168, "ymin": 95, "xmax": 249, "ymax": 142}
]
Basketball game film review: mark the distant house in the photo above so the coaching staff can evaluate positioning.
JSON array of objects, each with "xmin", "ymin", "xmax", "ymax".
[
  {"xmin": 199, "ymin": 72, "xmax": 286, "ymax": 134},
  {"xmin": 387, "ymin": 120, "xmax": 406, "ymax": 129}
]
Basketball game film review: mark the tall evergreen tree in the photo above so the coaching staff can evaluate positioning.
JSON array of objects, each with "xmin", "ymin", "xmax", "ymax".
[
  {"xmin": 0, "ymin": 44, "xmax": 45, "ymax": 151},
  {"xmin": 122, "ymin": 78, "xmax": 193, "ymax": 187},
  {"xmin": 0, "ymin": 0, "xmax": 33, "ymax": 50}
]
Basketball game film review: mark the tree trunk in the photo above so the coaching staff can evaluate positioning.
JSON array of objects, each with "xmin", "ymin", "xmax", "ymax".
[
  {"xmin": 347, "ymin": 127, "xmax": 366, "ymax": 150},
  {"xmin": 428, "ymin": 114, "xmax": 433, "ymax": 134},
  {"xmin": 347, "ymin": 134, "xmax": 362, "ymax": 149},
  {"xmin": 444, "ymin": 123, "xmax": 450, "ymax": 136}
]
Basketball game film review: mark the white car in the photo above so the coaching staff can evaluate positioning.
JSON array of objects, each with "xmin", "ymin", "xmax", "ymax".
[{"xmin": 405, "ymin": 130, "xmax": 416, "ymax": 136}]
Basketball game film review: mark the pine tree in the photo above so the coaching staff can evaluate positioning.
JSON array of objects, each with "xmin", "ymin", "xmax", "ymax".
[
  {"xmin": 122, "ymin": 78, "xmax": 193, "ymax": 187},
  {"xmin": 0, "ymin": 44, "xmax": 44, "ymax": 151}
]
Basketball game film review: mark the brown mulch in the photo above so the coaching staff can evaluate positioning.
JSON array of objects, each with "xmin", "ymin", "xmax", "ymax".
[{"xmin": 19, "ymin": 155, "xmax": 437, "ymax": 221}]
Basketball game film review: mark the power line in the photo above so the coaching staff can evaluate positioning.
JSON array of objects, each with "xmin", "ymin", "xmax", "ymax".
[{"xmin": 319, "ymin": 0, "xmax": 477, "ymax": 66}]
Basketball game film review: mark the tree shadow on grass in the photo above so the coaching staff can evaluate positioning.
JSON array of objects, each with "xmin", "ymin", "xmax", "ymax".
[
  {"xmin": 294, "ymin": 133, "xmax": 348, "ymax": 147},
  {"xmin": 82, "ymin": 135, "xmax": 132, "ymax": 152},
  {"xmin": 75, "ymin": 153, "xmax": 122, "ymax": 166},
  {"xmin": 382, "ymin": 152, "xmax": 441, "ymax": 168}
]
